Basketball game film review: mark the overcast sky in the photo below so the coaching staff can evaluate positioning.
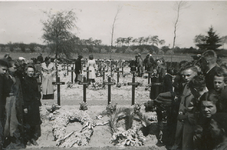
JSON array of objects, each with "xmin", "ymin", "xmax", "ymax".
[{"xmin": 0, "ymin": 1, "xmax": 227, "ymax": 48}]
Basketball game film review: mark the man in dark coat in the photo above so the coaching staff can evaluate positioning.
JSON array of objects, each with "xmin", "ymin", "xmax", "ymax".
[
  {"xmin": 74, "ymin": 55, "xmax": 83, "ymax": 83},
  {"xmin": 21, "ymin": 65, "xmax": 41, "ymax": 146},
  {"xmin": 4, "ymin": 60, "xmax": 25, "ymax": 149},
  {"xmin": 36, "ymin": 53, "xmax": 43, "ymax": 63},
  {"xmin": 201, "ymin": 50, "xmax": 220, "ymax": 91},
  {"xmin": 0, "ymin": 59, "xmax": 10, "ymax": 149}
]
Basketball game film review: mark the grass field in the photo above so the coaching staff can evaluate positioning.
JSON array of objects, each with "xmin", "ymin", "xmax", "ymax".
[{"xmin": 0, "ymin": 51, "xmax": 194, "ymax": 62}]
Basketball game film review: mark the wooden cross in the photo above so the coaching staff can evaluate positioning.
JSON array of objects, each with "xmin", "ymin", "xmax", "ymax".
[
  {"xmin": 128, "ymin": 71, "xmax": 140, "ymax": 105},
  {"xmin": 121, "ymin": 65, "xmax": 124, "ymax": 75},
  {"xmin": 79, "ymin": 76, "xmax": 90, "ymax": 103},
  {"xmin": 68, "ymin": 66, "xmax": 75, "ymax": 83},
  {"xmin": 104, "ymin": 76, "xmax": 115, "ymax": 105},
  {"xmin": 83, "ymin": 67, "xmax": 91, "ymax": 82},
  {"xmin": 52, "ymin": 77, "xmax": 65, "ymax": 105},
  {"xmin": 100, "ymin": 66, "xmax": 107, "ymax": 85},
  {"xmin": 115, "ymin": 67, "xmax": 122, "ymax": 84}
]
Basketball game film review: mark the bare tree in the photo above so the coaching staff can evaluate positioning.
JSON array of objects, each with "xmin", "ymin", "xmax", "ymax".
[
  {"xmin": 110, "ymin": 6, "xmax": 122, "ymax": 49},
  {"xmin": 172, "ymin": 1, "xmax": 188, "ymax": 49},
  {"xmin": 171, "ymin": 1, "xmax": 188, "ymax": 63}
]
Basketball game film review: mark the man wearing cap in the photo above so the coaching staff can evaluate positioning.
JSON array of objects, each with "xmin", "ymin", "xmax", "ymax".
[{"xmin": 0, "ymin": 59, "xmax": 10, "ymax": 149}]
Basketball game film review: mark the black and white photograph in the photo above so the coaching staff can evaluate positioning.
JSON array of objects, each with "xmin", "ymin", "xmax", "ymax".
[{"xmin": 0, "ymin": 0, "xmax": 227, "ymax": 150}]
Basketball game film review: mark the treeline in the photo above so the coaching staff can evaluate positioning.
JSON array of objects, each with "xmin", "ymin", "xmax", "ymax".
[{"xmin": 1, "ymin": 42, "xmax": 227, "ymax": 57}]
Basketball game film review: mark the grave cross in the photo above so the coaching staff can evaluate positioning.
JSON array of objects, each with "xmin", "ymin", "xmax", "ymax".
[
  {"xmin": 115, "ymin": 67, "xmax": 122, "ymax": 84},
  {"xmin": 52, "ymin": 76, "xmax": 65, "ymax": 105},
  {"xmin": 83, "ymin": 67, "xmax": 91, "ymax": 82},
  {"xmin": 104, "ymin": 76, "xmax": 115, "ymax": 105},
  {"xmin": 128, "ymin": 71, "xmax": 140, "ymax": 105},
  {"xmin": 68, "ymin": 66, "xmax": 75, "ymax": 83},
  {"xmin": 117, "ymin": 60, "xmax": 124, "ymax": 75},
  {"xmin": 79, "ymin": 76, "xmax": 90, "ymax": 103}
]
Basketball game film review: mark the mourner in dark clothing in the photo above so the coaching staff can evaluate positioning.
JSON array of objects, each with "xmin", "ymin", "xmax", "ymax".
[
  {"xmin": 36, "ymin": 53, "xmax": 43, "ymax": 63},
  {"xmin": 211, "ymin": 113, "xmax": 227, "ymax": 150},
  {"xmin": 129, "ymin": 58, "xmax": 137, "ymax": 72},
  {"xmin": 171, "ymin": 62, "xmax": 205, "ymax": 150},
  {"xmin": 0, "ymin": 59, "xmax": 10, "ymax": 149},
  {"xmin": 143, "ymin": 53, "xmax": 155, "ymax": 72},
  {"xmin": 210, "ymin": 67, "xmax": 227, "ymax": 113},
  {"xmin": 4, "ymin": 60, "xmax": 25, "ymax": 149},
  {"xmin": 193, "ymin": 91, "xmax": 219, "ymax": 150},
  {"xmin": 149, "ymin": 60, "xmax": 166, "ymax": 145},
  {"xmin": 22, "ymin": 65, "xmax": 41, "ymax": 146},
  {"xmin": 201, "ymin": 50, "xmax": 220, "ymax": 91},
  {"xmin": 74, "ymin": 55, "xmax": 83, "ymax": 83},
  {"xmin": 136, "ymin": 53, "xmax": 143, "ymax": 77}
]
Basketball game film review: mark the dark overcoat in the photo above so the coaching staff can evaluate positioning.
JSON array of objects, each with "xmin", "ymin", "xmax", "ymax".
[
  {"xmin": 21, "ymin": 75, "xmax": 41, "ymax": 126},
  {"xmin": 75, "ymin": 58, "xmax": 82, "ymax": 74}
]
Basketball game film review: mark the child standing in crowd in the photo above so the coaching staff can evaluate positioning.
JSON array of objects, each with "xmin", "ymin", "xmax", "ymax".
[
  {"xmin": 171, "ymin": 62, "xmax": 202, "ymax": 150},
  {"xmin": 193, "ymin": 91, "xmax": 219, "ymax": 150},
  {"xmin": 212, "ymin": 67, "xmax": 227, "ymax": 112}
]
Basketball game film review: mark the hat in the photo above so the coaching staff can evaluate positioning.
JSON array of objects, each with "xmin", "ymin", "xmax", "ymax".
[{"xmin": 155, "ymin": 92, "xmax": 173, "ymax": 106}]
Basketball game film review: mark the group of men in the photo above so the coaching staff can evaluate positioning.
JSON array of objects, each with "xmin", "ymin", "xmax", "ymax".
[
  {"xmin": 146, "ymin": 50, "xmax": 227, "ymax": 150},
  {"xmin": 0, "ymin": 57, "xmax": 42, "ymax": 149}
]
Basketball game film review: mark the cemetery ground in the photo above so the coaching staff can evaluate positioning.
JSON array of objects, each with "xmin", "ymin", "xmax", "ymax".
[{"xmin": 23, "ymin": 65, "xmax": 167, "ymax": 150}]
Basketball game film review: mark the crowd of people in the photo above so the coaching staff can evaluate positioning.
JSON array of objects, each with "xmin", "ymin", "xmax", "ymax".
[
  {"xmin": 0, "ymin": 53, "xmax": 59, "ymax": 149},
  {"xmin": 0, "ymin": 57, "xmax": 42, "ymax": 149},
  {"xmin": 140, "ymin": 50, "xmax": 227, "ymax": 150},
  {"xmin": 0, "ymin": 53, "xmax": 99, "ymax": 149},
  {"xmin": 1, "ymin": 50, "xmax": 227, "ymax": 150}
]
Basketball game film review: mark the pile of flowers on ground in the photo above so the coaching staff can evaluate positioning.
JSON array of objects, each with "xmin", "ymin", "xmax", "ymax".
[
  {"xmin": 46, "ymin": 105, "xmax": 95, "ymax": 148},
  {"xmin": 109, "ymin": 104, "xmax": 151, "ymax": 146}
]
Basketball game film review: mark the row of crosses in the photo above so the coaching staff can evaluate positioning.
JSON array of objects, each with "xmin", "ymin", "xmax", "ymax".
[{"xmin": 51, "ymin": 63, "xmax": 159, "ymax": 106}]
